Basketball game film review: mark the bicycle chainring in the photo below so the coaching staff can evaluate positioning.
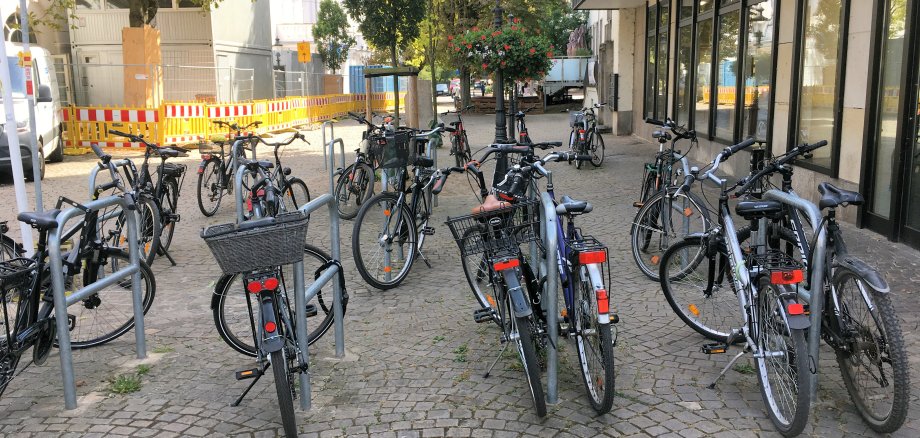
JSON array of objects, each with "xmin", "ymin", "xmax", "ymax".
[{"xmin": 32, "ymin": 318, "xmax": 56, "ymax": 366}]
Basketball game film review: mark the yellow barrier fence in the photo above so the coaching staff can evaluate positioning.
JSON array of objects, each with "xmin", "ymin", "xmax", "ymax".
[{"xmin": 63, "ymin": 92, "xmax": 405, "ymax": 154}]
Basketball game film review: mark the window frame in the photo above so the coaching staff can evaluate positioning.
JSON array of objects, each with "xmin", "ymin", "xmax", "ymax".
[
  {"xmin": 80, "ymin": 1, "xmax": 192, "ymax": 10},
  {"xmin": 711, "ymin": 0, "xmax": 744, "ymax": 143},
  {"xmin": 644, "ymin": 1, "xmax": 673, "ymax": 121},
  {"xmin": 788, "ymin": 0, "xmax": 851, "ymax": 177},
  {"xmin": 673, "ymin": 1, "xmax": 696, "ymax": 127},
  {"xmin": 739, "ymin": 0, "xmax": 781, "ymax": 147}
]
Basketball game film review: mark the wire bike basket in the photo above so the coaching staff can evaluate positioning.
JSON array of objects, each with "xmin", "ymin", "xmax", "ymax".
[
  {"xmin": 201, "ymin": 211, "xmax": 309, "ymax": 275},
  {"xmin": 445, "ymin": 199, "xmax": 542, "ymax": 257},
  {"xmin": 380, "ymin": 129, "xmax": 414, "ymax": 170},
  {"xmin": 569, "ymin": 111, "xmax": 585, "ymax": 127}
]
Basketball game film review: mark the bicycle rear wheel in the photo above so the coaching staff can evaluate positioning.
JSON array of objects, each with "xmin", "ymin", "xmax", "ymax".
[
  {"xmin": 335, "ymin": 163, "xmax": 375, "ymax": 220},
  {"xmin": 159, "ymin": 178, "xmax": 180, "ymax": 254},
  {"xmin": 197, "ymin": 159, "xmax": 223, "ymax": 217},
  {"xmin": 630, "ymin": 188, "xmax": 710, "ymax": 280},
  {"xmin": 0, "ymin": 279, "xmax": 30, "ymax": 397},
  {"xmin": 66, "ymin": 249, "xmax": 156, "ymax": 348},
  {"xmin": 103, "ymin": 197, "xmax": 161, "ymax": 267},
  {"xmin": 270, "ymin": 347, "xmax": 297, "ymax": 437},
  {"xmin": 589, "ymin": 132, "xmax": 605, "ymax": 167},
  {"xmin": 352, "ymin": 193, "xmax": 417, "ymax": 290},
  {"xmin": 281, "ymin": 177, "xmax": 311, "ymax": 214},
  {"xmin": 573, "ymin": 266, "xmax": 615, "ymax": 414},
  {"xmin": 212, "ymin": 244, "xmax": 346, "ymax": 357},
  {"xmin": 754, "ymin": 277, "xmax": 810, "ymax": 436},
  {"xmin": 833, "ymin": 267, "xmax": 909, "ymax": 433},
  {"xmin": 460, "ymin": 228, "xmax": 500, "ymax": 324}
]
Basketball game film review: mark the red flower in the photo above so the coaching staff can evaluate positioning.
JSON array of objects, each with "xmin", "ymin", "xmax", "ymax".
[
  {"xmin": 481, "ymin": 35, "xmax": 486, "ymax": 40},
  {"xmin": 472, "ymin": 26, "xmax": 479, "ymax": 31},
  {"xmin": 466, "ymin": 44, "xmax": 472, "ymax": 49},
  {"xmin": 504, "ymin": 44, "xmax": 510, "ymax": 50},
  {"xmin": 511, "ymin": 25, "xmax": 518, "ymax": 31},
  {"xmin": 513, "ymin": 17, "xmax": 521, "ymax": 24},
  {"xmin": 448, "ymin": 35, "xmax": 454, "ymax": 41},
  {"xmin": 547, "ymin": 51, "xmax": 553, "ymax": 57},
  {"xmin": 482, "ymin": 63, "xmax": 488, "ymax": 69},
  {"xmin": 501, "ymin": 61, "xmax": 506, "ymax": 67},
  {"xmin": 455, "ymin": 47, "xmax": 460, "ymax": 52},
  {"xmin": 492, "ymin": 31, "xmax": 501, "ymax": 37},
  {"xmin": 529, "ymin": 48, "xmax": 536, "ymax": 54}
]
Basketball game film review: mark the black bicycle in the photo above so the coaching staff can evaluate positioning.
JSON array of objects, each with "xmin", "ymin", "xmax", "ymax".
[
  {"xmin": 0, "ymin": 144, "xmax": 156, "ymax": 397},
  {"xmin": 568, "ymin": 103, "xmax": 606, "ymax": 168},
  {"xmin": 334, "ymin": 112, "xmax": 388, "ymax": 220},
  {"xmin": 196, "ymin": 121, "xmax": 261, "ymax": 217},
  {"xmin": 441, "ymin": 105, "xmax": 474, "ymax": 167}
]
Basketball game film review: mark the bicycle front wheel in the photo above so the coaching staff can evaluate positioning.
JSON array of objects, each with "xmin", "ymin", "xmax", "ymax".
[
  {"xmin": 159, "ymin": 178, "xmax": 180, "ymax": 254},
  {"xmin": 573, "ymin": 266, "xmax": 615, "ymax": 414},
  {"xmin": 66, "ymin": 250, "xmax": 156, "ymax": 348},
  {"xmin": 512, "ymin": 311, "xmax": 547, "ymax": 417},
  {"xmin": 335, "ymin": 163, "xmax": 374, "ymax": 220},
  {"xmin": 270, "ymin": 348, "xmax": 297, "ymax": 437},
  {"xmin": 197, "ymin": 159, "xmax": 223, "ymax": 217},
  {"xmin": 352, "ymin": 193, "xmax": 417, "ymax": 290},
  {"xmin": 589, "ymin": 132, "xmax": 605, "ymax": 167},
  {"xmin": 212, "ymin": 244, "xmax": 346, "ymax": 357},
  {"xmin": 280, "ymin": 177, "xmax": 311, "ymax": 214},
  {"xmin": 630, "ymin": 188, "xmax": 710, "ymax": 280},
  {"xmin": 459, "ymin": 228, "xmax": 499, "ymax": 323},
  {"xmin": 754, "ymin": 277, "xmax": 810, "ymax": 436},
  {"xmin": 833, "ymin": 267, "xmax": 909, "ymax": 433}
]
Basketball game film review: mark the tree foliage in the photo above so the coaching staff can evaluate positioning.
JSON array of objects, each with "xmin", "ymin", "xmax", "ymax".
[
  {"xmin": 314, "ymin": 0, "xmax": 356, "ymax": 74},
  {"xmin": 343, "ymin": 0, "xmax": 427, "ymax": 66}
]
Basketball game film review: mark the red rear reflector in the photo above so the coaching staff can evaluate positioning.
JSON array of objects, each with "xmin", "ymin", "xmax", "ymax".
[
  {"xmin": 246, "ymin": 281, "xmax": 262, "ymax": 293},
  {"xmin": 202, "ymin": 154, "xmax": 212, "ymax": 161},
  {"xmin": 771, "ymin": 270, "xmax": 804, "ymax": 285},
  {"xmin": 787, "ymin": 303, "xmax": 805, "ymax": 316},
  {"xmin": 493, "ymin": 259, "xmax": 520, "ymax": 271},
  {"xmin": 596, "ymin": 289, "xmax": 609, "ymax": 314},
  {"xmin": 264, "ymin": 321, "xmax": 276, "ymax": 333},
  {"xmin": 263, "ymin": 277, "xmax": 279, "ymax": 290},
  {"xmin": 578, "ymin": 250, "xmax": 606, "ymax": 265}
]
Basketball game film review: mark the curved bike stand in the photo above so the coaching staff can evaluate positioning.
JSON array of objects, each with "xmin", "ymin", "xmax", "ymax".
[
  {"xmin": 48, "ymin": 195, "xmax": 147, "ymax": 409},
  {"xmin": 322, "ymin": 120, "xmax": 346, "ymax": 171},
  {"xmin": 539, "ymin": 192, "xmax": 560, "ymax": 405}
]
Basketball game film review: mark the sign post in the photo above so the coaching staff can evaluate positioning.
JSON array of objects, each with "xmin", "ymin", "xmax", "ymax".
[
  {"xmin": 20, "ymin": 0, "xmax": 43, "ymax": 214},
  {"xmin": 0, "ymin": 37, "xmax": 35, "ymax": 256}
]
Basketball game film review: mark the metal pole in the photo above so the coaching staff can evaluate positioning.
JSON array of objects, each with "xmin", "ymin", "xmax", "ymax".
[
  {"xmin": 492, "ymin": 1, "xmax": 508, "ymax": 186},
  {"xmin": 19, "ymin": 0, "xmax": 42, "ymax": 213},
  {"xmin": 125, "ymin": 200, "xmax": 146, "ymax": 359},
  {"xmin": 48, "ymin": 225, "xmax": 76, "ymax": 408},
  {"xmin": 329, "ymin": 138, "xmax": 345, "ymax": 357},
  {"xmin": 0, "ymin": 37, "xmax": 35, "ymax": 256},
  {"xmin": 541, "ymin": 192, "xmax": 559, "ymax": 404},
  {"xmin": 293, "ymin": 260, "xmax": 311, "ymax": 410},
  {"xmin": 429, "ymin": 0, "xmax": 437, "ymax": 119}
]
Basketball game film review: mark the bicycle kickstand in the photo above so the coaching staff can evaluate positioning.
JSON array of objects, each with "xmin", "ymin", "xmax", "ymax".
[
  {"xmin": 706, "ymin": 329, "xmax": 747, "ymax": 390},
  {"xmin": 231, "ymin": 361, "xmax": 270, "ymax": 407},
  {"xmin": 159, "ymin": 247, "xmax": 178, "ymax": 266},
  {"xmin": 483, "ymin": 341, "xmax": 510, "ymax": 378},
  {"xmin": 417, "ymin": 250, "xmax": 432, "ymax": 269}
]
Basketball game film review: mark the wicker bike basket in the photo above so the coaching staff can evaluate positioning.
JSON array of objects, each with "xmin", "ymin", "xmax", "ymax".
[
  {"xmin": 445, "ymin": 200, "xmax": 542, "ymax": 257},
  {"xmin": 569, "ymin": 111, "xmax": 585, "ymax": 127},
  {"xmin": 201, "ymin": 211, "xmax": 309, "ymax": 275}
]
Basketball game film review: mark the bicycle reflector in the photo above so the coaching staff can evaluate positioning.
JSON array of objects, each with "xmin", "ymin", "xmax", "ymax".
[
  {"xmin": 246, "ymin": 277, "xmax": 279, "ymax": 293},
  {"xmin": 787, "ymin": 303, "xmax": 805, "ymax": 316},
  {"xmin": 578, "ymin": 250, "xmax": 607, "ymax": 265},
  {"xmin": 246, "ymin": 281, "xmax": 262, "ymax": 293},
  {"xmin": 578, "ymin": 129, "xmax": 586, "ymax": 140},
  {"xmin": 493, "ymin": 259, "xmax": 520, "ymax": 271},
  {"xmin": 770, "ymin": 270, "xmax": 804, "ymax": 285},
  {"xmin": 264, "ymin": 321, "xmax": 277, "ymax": 333},
  {"xmin": 596, "ymin": 289, "xmax": 610, "ymax": 314}
]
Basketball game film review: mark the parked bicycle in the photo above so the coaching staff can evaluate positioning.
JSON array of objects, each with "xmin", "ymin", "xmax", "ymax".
[
  {"xmin": 0, "ymin": 143, "xmax": 156, "ymax": 397},
  {"xmin": 441, "ymin": 105, "xmax": 474, "ymax": 167},
  {"xmin": 568, "ymin": 103, "xmax": 606, "ymax": 168},
  {"xmin": 247, "ymin": 132, "xmax": 312, "ymax": 217},
  {"xmin": 513, "ymin": 107, "xmax": 536, "ymax": 145},
  {"xmin": 629, "ymin": 118, "xmax": 710, "ymax": 280},
  {"xmin": 196, "ymin": 120, "xmax": 261, "ymax": 217},
  {"xmin": 334, "ymin": 112, "xmax": 387, "ymax": 220}
]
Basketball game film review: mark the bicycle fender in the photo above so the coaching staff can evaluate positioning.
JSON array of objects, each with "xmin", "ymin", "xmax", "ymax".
[
  {"xmin": 258, "ymin": 292, "xmax": 284, "ymax": 354},
  {"xmin": 680, "ymin": 232, "xmax": 707, "ymax": 244},
  {"xmin": 501, "ymin": 269, "xmax": 532, "ymax": 318},
  {"xmin": 834, "ymin": 256, "xmax": 890, "ymax": 293}
]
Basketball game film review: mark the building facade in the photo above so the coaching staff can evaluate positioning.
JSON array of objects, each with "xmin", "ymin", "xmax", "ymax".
[{"xmin": 576, "ymin": 0, "xmax": 920, "ymax": 248}]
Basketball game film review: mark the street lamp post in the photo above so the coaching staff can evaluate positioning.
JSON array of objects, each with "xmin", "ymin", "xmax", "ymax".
[{"xmin": 492, "ymin": 0, "xmax": 508, "ymax": 185}]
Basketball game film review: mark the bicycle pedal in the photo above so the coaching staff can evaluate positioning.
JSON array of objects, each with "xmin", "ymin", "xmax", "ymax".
[
  {"xmin": 305, "ymin": 304, "xmax": 318, "ymax": 318},
  {"xmin": 235, "ymin": 368, "xmax": 264, "ymax": 380},
  {"xmin": 633, "ymin": 201, "xmax": 644, "ymax": 208},
  {"xmin": 473, "ymin": 308, "xmax": 496, "ymax": 324},
  {"xmin": 701, "ymin": 342, "xmax": 728, "ymax": 354},
  {"xmin": 67, "ymin": 314, "xmax": 76, "ymax": 332},
  {"xmin": 168, "ymin": 213, "xmax": 180, "ymax": 223},
  {"xmin": 421, "ymin": 227, "xmax": 435, "ymax": 236},
  {"xmin": 610, "ymin": 313, "xmax": 620, "ymax": 324}
]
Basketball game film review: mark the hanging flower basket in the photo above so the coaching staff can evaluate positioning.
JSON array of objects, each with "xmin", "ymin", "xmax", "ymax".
[{"xmin": 447, "ymin": 19, "xmax": 553, "ymax": 83}]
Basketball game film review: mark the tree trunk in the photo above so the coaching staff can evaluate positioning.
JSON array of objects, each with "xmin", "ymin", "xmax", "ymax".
[
  {"xmin": 460, "ymin": 66, "xmax": 471, "ymax": 108},
  {"xmin": 128, "ymin": 0, "xmax": 158, "ymax": 28}
]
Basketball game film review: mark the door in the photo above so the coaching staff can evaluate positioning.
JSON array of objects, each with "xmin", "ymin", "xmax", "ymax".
[{"xmin": 898, "ymin": 51, "xmax": 920, "ymax": 245}]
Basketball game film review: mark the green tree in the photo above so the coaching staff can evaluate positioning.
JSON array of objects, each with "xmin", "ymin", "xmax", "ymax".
[
  {"xmin": 314, "ymin": 0, "xmax": 356, "ymax": 74},
  {"xmin": 343, "ymin": 0, "xmax": 427, "ymax": 67}
]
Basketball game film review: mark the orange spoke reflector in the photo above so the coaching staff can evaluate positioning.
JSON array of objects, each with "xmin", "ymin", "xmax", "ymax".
[
  {"xmin": 493, "ymin": 259, "xmax": 520, "ymax": 271},
  {"xmin": 770, "ymin": 270, "xmax": 804, "ymax": 285},
  {"xmin": 650, "ymin": 255, "xmax": 660, "ymax": 265},
  {"xmin": 383, "ymin": 209, "xmax": 391, "ymax": 216},
  {"xmin": 787, "ymin": 303, "xmax": 805, "ymax": 316},
  {"xmin": 383, "ymin": 266, "xmax": 392, "ymax": 273},
  {"xmin": 596, "ymin": 289, "xmax": 609, "ymax": 314},
  {"xmin": 684, "ymin": 207, "xmax": 693, "ymax": 217},
  {"xmin": 561, "ymin": 309, "xmax": 568, "ymax": 318},
  {"xmin": 578, "ymin": 250, "xmax": 607, "ymax": 265},
  {"xmin": 486, "ymin": 295, "xmax": 496, "ymax": 307},
  {"xmin": 688, "ymin": 303, "xmax": 700, "ymax": 316}
]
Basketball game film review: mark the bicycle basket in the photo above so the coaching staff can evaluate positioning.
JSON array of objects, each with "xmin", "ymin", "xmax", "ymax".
[
  {"xmin": 440, "ymin": 112, "xmax": 461, "ymax": 126},
  {"xmin": 0, "ymin": 258, "xmax": 36, "ymax": 292},
  {"xmin": 380, "ymin": 129, "xmax": 413, "ymax": 169},
  {"xmin": 198, "ymin": 141, "xmax": 225, "ymax": 155},
  {"xmin": 201, "ymin": 211, "xmax": 309, "ymax": 275},
  {"xmin": 569, "ymin": 111, "xmax": 585, "ymax": 127},
  {"xmin": 445, "ymin": 199, "xmax": 542, "ymax": 257},
  {"xmin": 162, "ymin": 163, "xmax": 187, "ymax": 178}
]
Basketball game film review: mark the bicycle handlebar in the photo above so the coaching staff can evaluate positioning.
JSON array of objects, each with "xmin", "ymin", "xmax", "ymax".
[
  {"xmin": 733, "ymin": 140, "xmax": 829, "ymax": 196},
  {"xmin": 90, "ymin": 143, "xmax": 128, "ymax": 197},
  {"xmin": 256, "ymin": 132, "xmax": 307, "ymax": 148},
  {"xmin": 676, "ymin": 137, "xmax": 758, "ymax": 196}
]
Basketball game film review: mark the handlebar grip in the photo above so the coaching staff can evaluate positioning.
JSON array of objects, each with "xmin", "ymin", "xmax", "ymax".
[
  {"xmin": 723, "ymin": 138, "xmax": 757, "ymax": 158},
  {"xmin": 676, "ymin": 174, "xmax": 695, "ymax": 196},
  {"xmin": 431, "ymin": 172, "xmax": 449, "ymax": 195},
  {"xmin": 804, "ymin": 140, "xmax": 829, "ymax": 152},
  {"xmin": 576, "ymin": 154, "xmax": 592, "ymax": 162},
  {"xmin": 645, "ymin": 118, "xmax": 664, "ymax": 126},
  {"xmin": 90, "ymin": 143, "xmax": 111, "ymax": 162},
  {"xmin": 535, "ymin": 141, "xmax": 562, "ymax": 149},
  {"xmin": 108, "ymin": 130, "xmax": 132, "ymax": 138},
  {"xmin": 97, "ymin": 180, "xmax": 119, "ymax": 193}
]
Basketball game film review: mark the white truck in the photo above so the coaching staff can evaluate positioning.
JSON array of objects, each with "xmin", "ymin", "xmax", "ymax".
[{"xmin": 541, "ymin": 57, "xmax": 589, "ymax": 106}]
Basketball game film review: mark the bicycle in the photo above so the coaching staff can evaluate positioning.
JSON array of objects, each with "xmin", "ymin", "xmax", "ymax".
[
  {"xmin": 667, "ymin": 141, "xmax": 909, "ymax": 434},
  {"xmin": 104, "ymin": 130, "xmax": 189, "ymax": 267},
  {"xmin": 658, "ymin": 137, "xmax": 812, "ymax": 436},
  {"xmin": 351, "ymin": 125, "xmax": 461, "ymax": 289},
  {"xmin": 0, "ymin": 144, "xmax": 156, "ymax": 397},
  {"xmin": 440, "ymin": 105, "xmax": 474, "ymax": 167},
  {"xmin": 196, "ymin": 120, "xmax": 261, "ymax": 217},
  {"xmin": 629, "ymin": 118, "xmax": 710, "ymax": 280},
  {"xmin": 568, "ymin": 103, "xmax": 606, "ymax": 168},
  {"xmin": 513, "ymin": 107, "xmax": 536, "ymax": 145},
  {"xmin": 250, "ymin": 133, "xmax": 312, "ymax": 217},
  {"xmin": 334, "ymin": 112, "xmax": 387, "ymax": 220}
]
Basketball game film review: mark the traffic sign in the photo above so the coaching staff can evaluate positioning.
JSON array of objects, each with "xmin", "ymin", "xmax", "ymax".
[{"xmin": 297, "ymin": 42, "xmax": 311, "ymax": 63}]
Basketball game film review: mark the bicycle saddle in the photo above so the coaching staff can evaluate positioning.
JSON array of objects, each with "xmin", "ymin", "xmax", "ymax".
[
  {"xmin": 158, "ymin": 148, "xmax": 182, "ymax": 158},
  {"xmin": 240, "ymin": 159, "xmax": 274, "ymax": 170},
  {"xmin": 18, "ymin": 209, "xmax": 62, "ymax": 230},
  {"xmin": 449, "ymin": 121, "xmax": 461, "ymax": 127},
  {"xmin": 555, "ymin": 195, "xmax": 592, "ymax": 215},
  {"xmin": 735, "ymin": 199, "xmax": 784, "ymax": 219},
  {"xmin": 473, "ymin": 195, "xmax": 511, "ymax": 214},
  {"xmin": 818, "ymin": 182, "xmax": 864, "ymax": 209},
  {"xmin": 414, "ymin": 155, "xmax": 434, "ymax": 168}
]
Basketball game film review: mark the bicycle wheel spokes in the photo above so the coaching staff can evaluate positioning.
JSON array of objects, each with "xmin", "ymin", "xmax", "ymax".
[
  {"xmin": 197, "ymin": 160, "xmax": 223, "ymax": 217},
  {"xmin": 353, "ymin": 194, "xmax": 417, "ymax": 289},
  {"xmin": 660, "ymin": 239, "xmax": 741, "ymax": 341},
  {"xmin": 281, "ymin": 178, "xmax": 310, "ymax": 214},
  {"xmin": 631, "ymin": 190, "xmax": 710, "ymax": 280},
  {"xmin": 754, "ymin": 279, "xmax": 809, "ymax": 436},
  {"xmin": 574, "ymin": 268, "xmax": 615, "ymax": 413}
]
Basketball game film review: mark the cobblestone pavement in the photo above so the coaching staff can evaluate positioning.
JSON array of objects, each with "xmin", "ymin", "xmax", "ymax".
[{"xmin": 0, "ymin": 106, "xmax": 918, "ymax": 437}]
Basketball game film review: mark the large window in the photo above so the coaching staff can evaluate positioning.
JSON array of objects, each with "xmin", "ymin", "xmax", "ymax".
[
  {"xmin": 714, "ymin": 4, "xmax": 741, "ymax": 140},
  {"xmin": 793, "ymin": 0, "xmax": 847, "ymax": 173},
  {"xmin": 645, "ymin": 1, "xmax": 671, "ymax": 121},
  {"xmin": 695, "ymin": 8, "xmax": 714, "ymax": 135},
  {"xmin": 741, "ymin": 0, "xmax": 776, "ymax": 141},
  {"xmin": 675, "ymin": 1, "xmax": 694, "ymax": 125}
]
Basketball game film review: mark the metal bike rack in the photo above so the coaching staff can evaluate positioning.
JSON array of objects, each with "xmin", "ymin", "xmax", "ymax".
[
  {"xmin": 539, "ymin": 192, "xmax": 560, "ymax": 404},
  {"xmin": 47, "ymin": 195, "xmax": 146, "ymax": 409},
  {"xmin": 762, "ymin": 189, "xmax": 827, "ymax": 400},
  {"xmin": 322, "ymin": 120, "xmax": 346, "ymax": 171}
]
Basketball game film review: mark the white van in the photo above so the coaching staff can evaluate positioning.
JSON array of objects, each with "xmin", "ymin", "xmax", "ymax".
[{"xmin": 0, "ymin": 43, "xmax": 63, "ymax": 181}]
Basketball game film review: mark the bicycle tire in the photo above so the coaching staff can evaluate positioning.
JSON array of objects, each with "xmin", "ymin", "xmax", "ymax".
[
  {"xmin": 281, "ymin": 177, "xmax": 311, "ymax": 214},
  {"xmin": 754, "ymin": 277, "xmax": 810, "ymax": 437},
  {"xmin": 630, "ymin": 188, "xmax": 710, "ymax": 280},
  {"xmin": 197, "ymin": 159, "xmax": 223, "ymax": 217},
  {"xmin": 637, "ymin": 171, "xmax": 660, "ymax": 252},
  {"xmin": 833, "ymin": 266, "xmax": 909, "ymax": 433},
  {"xmin": 573, "ymin": 266, "xmax": 615, "ymax": 414},
  {"xmin": 589, "ymin": 132, "xmax": 605, "ymax": 167},
  {"xmin": 159, "ymin": 178, "xmax": 180, "ymax": 254},
  {"xmin": 575, "ymin": 140, "xmax": 584, "ymax": 170},
  {"xmin": 105, "ymin": 197, "xmax": 160, "ymax": 267},
  {"xmin": 335, "ymin": 163, "xmax": 375, "ymax": 220},
  {"xmin": 212, "ymin": 244, "xmax": 345, "ymax": 357},
  {"xmin": 0, "ymin": 280, "xmax": 31, "ymax": 397},
  {"xmin": 352, "ymin": 193, "xmax": 417, "ymax": 290},
  {"xmin": 459, "ymin": 227, "xmax": 500, "ymax": 324},
  {"xmin": 271, "ymin": 348, "xmax": 297, "ymax": 437},
  {"xmin": 415, "ymin": 184, "xmax": 433, "ymax": 253},
  {"xmin": 65, "ymin": 249, "xmax": 156, "ymax": 348},
  {"xmin": 513, "ymin": 311, "xmax": 547, "ymax": 417}
]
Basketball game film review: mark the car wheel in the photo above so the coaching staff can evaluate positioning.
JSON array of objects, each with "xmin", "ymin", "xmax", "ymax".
[
  {"xmin": 49, "ymin": 131, "xmax": 64, "ymax": 163},
  {"xmin": 26, "ymin": 144, "xmax": 46, "ymax": 182}
]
